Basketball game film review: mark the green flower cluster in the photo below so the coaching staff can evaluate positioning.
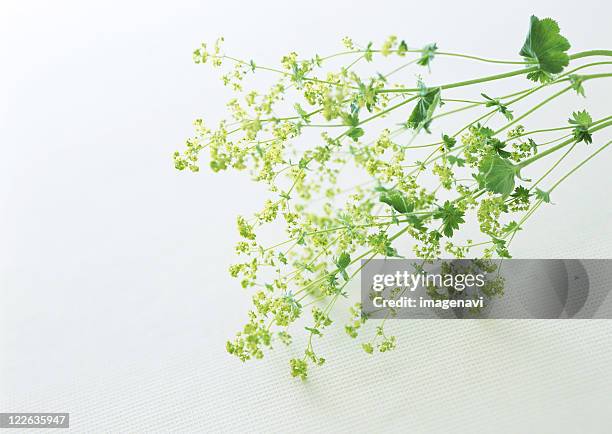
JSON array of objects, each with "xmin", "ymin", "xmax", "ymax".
[{"xmin": 175, "ymin": 16, "xmax": 612, "ymax": 379}]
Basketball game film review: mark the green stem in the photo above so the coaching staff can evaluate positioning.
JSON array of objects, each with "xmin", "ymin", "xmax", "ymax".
[
  {"xmin": 581, "ymin": 72, "xmax": 612, "ymax": 80},
  {"xmin": 378, "ymin": 51, "xmax": 612, "ymax": 94},
  {"xmin": 495, "ymin": 86, "xmax": 572, "ymax": 134},
  {"xmin": 519, "ymin": 119, "xmax": 612, "ymax": 168},
  {"xmin": 436, "ymin": 51, "xmax": 531, "ymax": 65},
  {"xmin": 379, "ymin": 67, "xmax": 538, "ymax": 93},
  {"xmin": 320, "ymin": 48, "xmax": 533, "ymax": 65},
  {"xmin": 549, "ymin": 139, "xmax": 612, "ymax": 193},
  {"xmin": 530, "ymin": 142, "xmax": 577, "ymax": 190},
  {"xmin": 569, "ymin": 50, "xmax": 612, "ymax": 60},
  {"xmin": 507, "ymin": 137, "xmax": 612, "ymax": 242}
]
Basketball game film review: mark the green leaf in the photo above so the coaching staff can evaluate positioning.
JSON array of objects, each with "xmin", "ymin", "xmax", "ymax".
[
  {"xmin": 417, "ymin": 43, "xmax": 437, "ymax": 68},
  {"xmin": 379, "ymin": 189, "xmax": 414, "ymax": 214},
  {"xmin": 342, "ymin": 107, "xmax": 364, "ymax": 142},
  {"xmin": 384, "ymin": 245, "xmax": 402, "ymax": 258},
  {"xmin": 526, "ymin": 70, "xmax": 553, "ymax": 84},
  {"xmin": 406, "ymin": 86, "xmax": 441, "ymax": 132},
  {"xmin": 406, "ymin": 215, "xmax": 425, "ymax": 231},
  {"xmin": 397, "ymin": 40, "xmax": 408, "ymax": 56},
  {"xmin": 429, "ymin": 230, "xmax": 442, "ymax": 242},
  {"xmin": 298, "ymin": 157, "xmax": 311, "ymax": 170},
  {"xmin": 442, "ymin": 134, "xmax": 456, "ymax": 151},
  {"xmin": 490, "ymin": 138, "xmax": 513, "ymax": 158},
  {"xmin": 520, "ymin": 16, "xmax": 571, "ymax": 81},
  {"xmin": 335, "ymin": 252, "xmax": 351, "ymax": 281},
  {"xmin": 357, "ymin": 80, "xmax": 379, "ymax": 112},
  {"xmin": 511, "ymin": 185, "xmax": 531, "ymax": 198},
  {"xmin": 492, "ymin": 237, "xmax": 512, "ymax": 258},
  {"xmin": 510, "ymin": 185, "xmax": 531, "ymax": 204},
  {"xmin": 502, "ymin": 221, "xmax": 522, "ymax": 234},
  {"xmin": 472, "ymin": 172, "xmax": 486, "ymax": 189},
  {"xmin": 478, "ymin": 154, "xmax": 517, "ymax": 197},
  {"xmin": 364, "ymin": 42, "xmax": 373, "ymax": 62},
  {"xmin": 477, "ymin": 124, "xmax": 495, "ymax": 138},
  {"xmin": 481, "ymin": 93, "xmax": 514, "ymax": 120},
  {"xmin": 336, "ymin": 252, "xmax": 351, "ymax": 269},
  {"xmin": 569, "ymin": 74, "xmax": 586, "ymax": 97},
  {"xmin": 447, "ymin": 155, "xmax": 465, "ymax": 167},
  {"xmin": 341, "ymin": 111, "xmax": 359, "ymax": 127},
  {"xmin": 294, "ymin": 103, "xmax": 311, "ymax": 124},
  {"xmin": 528, "ymin": 138, "xmax": 538, "ymax": 154},
  {"xmin": 304, "ymin": 326, "xmax": 321, "ymax": 336},
  {"xmin": 433, "ymin": 201, "xmax": 465, "ymax": 238},
  {"xmin": 291, "ymin": 63, "xmax": 306, "ymax": 87},
  {"xmin": 568, "ymin": 110, "xmax": 593, "ymax": 144},
  {"xmin": 569, "ymin": 109, "xmax": 593, "ymax": 128},
  {"xmin": 535, "ymin": 188, "xmax": 551, "ymax": 203},
  {"xmin": 347, "ymin": 127, "xmax": 364, "ymax": 141}
]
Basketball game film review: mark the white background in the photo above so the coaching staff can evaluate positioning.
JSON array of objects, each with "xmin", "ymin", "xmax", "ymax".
[{"xmin": 1, "ymin": 0, "xmax": 612, "ymax": 432}]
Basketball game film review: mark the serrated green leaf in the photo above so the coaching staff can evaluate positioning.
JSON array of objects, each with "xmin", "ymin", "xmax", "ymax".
[
  {"xmin": 433, "ymin": 201, "xmax": 465, "ymax": 238},
  {"xmin": 406, "ymin": 87, "xmax": 441, "ymax": 132},
  {"xmin": 492, "ymin": 237, "xmax": 512, "ymax": 258},
  {"xmin": 305, "ymin": 326, "xmax": 321, "ymax": 336},
  {"xmin": 379, "ymin": 189, "xmax": 414, "ymax": 214},
  {"xmin": 294, "ymin": 103, "xmax": 310, "ymax": 124},
  {"xmin": 526, "ymin": 70, "xmax": 554, "ymax": 84},
  {"xmin": 442, "ymin": 134, "xmax": 456, "ymax": 151},
  {"xmin": 406, "ymin": 214, "xmax": 426, "ymax": 231},
  {"xmin": 384, "ymin": 245, "xmax": 402, "ymax": 258},
  {"xmin": 478, "ymin": 154, "xmax": 517, "ymax": 197},
  {"xmin": 490, "ymin": 138, "xmax": 513, "ymax": 158},
  {"xmin": 569, "ymin": 74, "xmax": 586, "ymax": 97},
  {"xmin": 364, "ymin": 42, "xmax": 373, "ymax": 62},
  {"xmin": 347, "ymin": 127, "xmax": 364, "ymax": 141},
  {"xmin": 481, "ymin": 93, "xmax": 514, "ymax": 120},
  {"xmin": 429, "ymin": 230, "xmax": 442, "ymax": 241},
  {"xmin": 502, "ymin": 221, "xmax": 522, "ymax": 234},
  {"xmin": 341, "ymin": 111, "xmax": 359, "ymax": 127},
  {"xmin": 520, "ymin": 16, "xmax": 571, "ymax": 80},
  {"xmin": 397, "ymin": 40, "xmax": 408, "ymax": 56},
  {"xmin": 535, "ymin": 188, "xmax": 551, "ymax": 203},
  {"xmin": 357, "ymin": 80, "xmax": 379, "ymax": 112},
  {"xmin": 569, "ymin": 110, "xmax": 593, "ymax": 144},
  {"xmin": 569, "ymin": 109, "xmax": 592, "ymax": 128},
  {"xmin": 447, "ymin": 155, "xmax": 465, "ymax": 167},
  {"xmin": 336, "ymin": 252, "xmax": 351, "ymax": 270},
  {"xmin": 417, "ymin": 43, "xmax": 437, "ymax": 68},
  {"xmin": 510, "ymin": 186, "xmax": 531, "ymax": 205}
]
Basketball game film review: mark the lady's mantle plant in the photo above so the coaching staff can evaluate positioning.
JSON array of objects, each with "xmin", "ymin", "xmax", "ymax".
[{"xmin": 175, "ymin": 16, "xmax": 612, "ymax": 379}]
